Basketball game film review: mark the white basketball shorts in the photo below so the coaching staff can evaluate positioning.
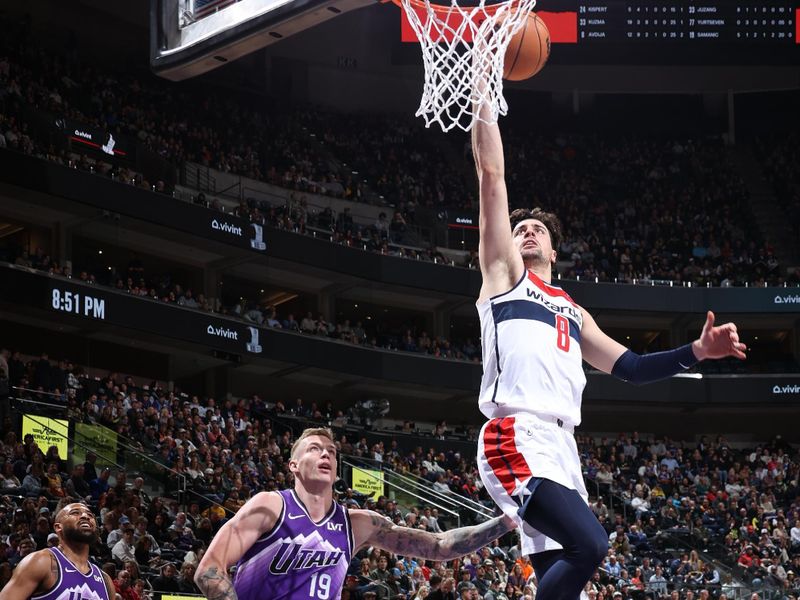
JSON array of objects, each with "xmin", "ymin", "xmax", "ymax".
[{"xmin": 477, "ymin": 413, "xmax": 588, "ymax": 555}]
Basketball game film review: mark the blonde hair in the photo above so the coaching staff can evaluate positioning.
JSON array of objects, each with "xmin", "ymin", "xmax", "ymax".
[{"xmin": 290, "ymin": 427, "xmax": 334, "ymax": 460}]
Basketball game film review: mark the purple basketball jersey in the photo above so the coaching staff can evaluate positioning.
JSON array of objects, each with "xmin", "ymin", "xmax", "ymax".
[
  {"xmin": 31, "ymin": 547, "xmax": 111, "ymax": 600},
  {"xmin": 234, "ymin": 489, "xmax": 354, "ymax": 600}
]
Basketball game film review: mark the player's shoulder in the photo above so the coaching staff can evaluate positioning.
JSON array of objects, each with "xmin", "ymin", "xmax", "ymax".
[
  {"xmin": 229, "ymin": 490, "xmax": 284, "ymax": 522},
  {"xmin": 246, "ymin": 490, "xmax": 284, "ymax": 509},
  {"xmin": 26, "ymin": 547, "xmax": 56, "ymax": 565},
  {"xmin": 14, "ymin": 547, "xmax": 55, "ymax": 577}
]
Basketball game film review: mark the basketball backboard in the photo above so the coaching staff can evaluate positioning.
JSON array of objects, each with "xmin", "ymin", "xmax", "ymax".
[{"xmin": 151, "ymin": 0, "xmax": 376, "ymax": 80}]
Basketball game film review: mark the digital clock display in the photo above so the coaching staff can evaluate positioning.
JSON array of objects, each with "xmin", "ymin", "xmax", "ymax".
[{"xmin": 50, "ymin": 288, "xmax": 106, "ymax": 320}]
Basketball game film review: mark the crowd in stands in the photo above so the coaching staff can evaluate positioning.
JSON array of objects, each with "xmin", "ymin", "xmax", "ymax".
[
  {"xmin": 2, "ymin": 349, "xmax": 800, "ymax": 599},
  {"xmin": 498, "ymin": 132, "xmax": 785, "ymax": 287},
  {"xmin": 1, "ymin": 13, "xmax": 798, "ymax": 288},
  {"xmin": 754, "ymin": 134, "xmax": 800, "ymax": 252},
  {"xmin": 0, "ymin": 245, "xmax": 480, "ymax": 363}
]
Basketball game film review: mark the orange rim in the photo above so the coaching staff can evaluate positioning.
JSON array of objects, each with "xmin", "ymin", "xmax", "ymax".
[{"xmin": 386, "ymin": 0, "xmax": 520, "ymax": 16}]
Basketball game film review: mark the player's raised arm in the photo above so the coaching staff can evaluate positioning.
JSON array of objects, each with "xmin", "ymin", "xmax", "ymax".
[
  {"xmin": 195, "ymin": 492, "xmax": 282, "ymax": 600},
  {"xmin": 0, "ymin": 551, "xmax": 53, "ymax": 600},
  {"xmin": 350, "ymin": 509, "xmax": 514, "ymax": 561},
  {"xmin": 581, "ymin": 308, "xmax": 746, "ymax": 382},
  {"xmin": 472, "ymin": 97, "xmax": 524, "ymax": 302}
]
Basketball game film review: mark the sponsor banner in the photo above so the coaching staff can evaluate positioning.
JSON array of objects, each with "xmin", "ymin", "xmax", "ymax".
[
  {"xmin": 57, "ymin": 118, "xmax": 133, "ymax": 160},
  {"xmin": 351, "ymin": 467, "xmax": 384, "ymax": 497},
  {"xmin": 772, "ymin": 383, "xmax": 800, "ymax": 395},
  {"xmin": 1, "ymin": 151, "xmax": 267, "ymax": 256},
  {"xmin": 74, "ymin": 423, "xmax": 118, "ymax": 468},
  {"xmin": 773, "ymin": 294, "xmax": 800, "ymax": 306},
  {"xmin": 209, "ymin": 218, "xmax": 266, "ymax": 251},
  {"xmin": 705, "ymin": 376, "xmax": 800, "ymax": 403},
  {"xmin": 444, "ymin": 210, "xmax": 479, "ymax": 230},
  {"xmin": 22, "ymin": 415, "xmax": 69, "ymax": 458},
  {"xmin": 564, "ymin": 281, "xmax": 800, "ymax": 314}
]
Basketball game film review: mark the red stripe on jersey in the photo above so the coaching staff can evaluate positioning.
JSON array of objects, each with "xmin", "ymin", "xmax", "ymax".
[
  {"xmin": 483, "ymin": 420, "xmax": 513, "ymax": 494},
  {"xmin": 483, "ymin": 417, "xmax": 532, "ymax": 495},
  {"xmin": 498, "ymin": 418, "xmax": 533, "ymax": 482},
  {"xmin": 527, "ymin": 271, "xmax": 578, "ymax": 307}
]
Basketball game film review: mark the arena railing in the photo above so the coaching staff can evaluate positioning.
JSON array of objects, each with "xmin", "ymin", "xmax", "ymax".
[
  {"xmin": 266, "ymin": 413, "xmax": 493, "ymax": 522},
  {"xmin": 340, "ymin": 455, "xmax": 465, "ymax": 528},
  {"xmin": 584, "ymin": 473, "xmax": 780, "ymax": 600},
  {"xmin": 9, "ymin": 396, "xmax": 187, "ymax": 505},
  {"xmin": 379, "ymin": 466, "xmax": 495, "ymax": 521},
  {"xmin": 654, "ymin": 529, "xmax": 782, "ymax": 600},
  {"xmin": 179, "ymin": 160, "xmax": 436, "ymax": 245}
]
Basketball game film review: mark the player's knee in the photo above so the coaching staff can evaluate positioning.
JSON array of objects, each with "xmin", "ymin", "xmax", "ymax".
[{"xmin": 583, "ymin": 523, "xmax": 609, "ymax": 566}]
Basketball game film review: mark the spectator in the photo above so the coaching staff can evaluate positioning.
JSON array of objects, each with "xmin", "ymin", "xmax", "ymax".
[
  {"xmin": 114, "ymin": 570, "xmax": 141, "ymax": 600},
  {"xmin": 150, "ymin": 563, "xmax": 181, "ymax": 593},
  {"xmin": 112, "ymin": 526, "xmax": 137, "ymax": 564},
  {"xmin": 177, "ymin": 563, "xmax": 199, "ymax": 594}
]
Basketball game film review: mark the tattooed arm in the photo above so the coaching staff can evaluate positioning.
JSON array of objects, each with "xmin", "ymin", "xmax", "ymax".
[
  {"xmin": 194, "ymin": 492, "xmax": 283, "ymax": 600},
  {"xmin": 350, "ymin": 510, "xmax": 515, "ymax": 561},
  {"xmin": 195, "ymin": 566, "xmax": 237, "ymax": 600}
]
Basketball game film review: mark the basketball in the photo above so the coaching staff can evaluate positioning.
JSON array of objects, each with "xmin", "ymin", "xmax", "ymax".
[{"xmin": 503, "ymin": 12, "xmax": 550, "ymax": 81}]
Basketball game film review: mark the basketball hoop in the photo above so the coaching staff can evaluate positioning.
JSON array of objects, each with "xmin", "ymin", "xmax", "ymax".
[{"xmin": 391, "ymin": 0, "xmax": 537, "ymax": 132}]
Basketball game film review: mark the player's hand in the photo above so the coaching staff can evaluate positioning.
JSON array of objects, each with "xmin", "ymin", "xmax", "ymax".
[
  {"xmin": 692, "ymin": 311, "xmax": 747, "ymax": 361},
  {"xmin": 501, "ymin": 515, "xmax": 518, "ymax": 530}
]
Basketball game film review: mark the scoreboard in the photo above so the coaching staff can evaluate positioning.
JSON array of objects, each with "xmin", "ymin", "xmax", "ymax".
[
  {"xmin": 399, "ymin": 0, "xmax": 800, "ymax": 64},
  {"xmin": 527, "ymin": 0, "xmax": 799, "ymax": 63},
  {"xmin": 575, "ymin": 2, "xmax": 796, "ymax": 42}
]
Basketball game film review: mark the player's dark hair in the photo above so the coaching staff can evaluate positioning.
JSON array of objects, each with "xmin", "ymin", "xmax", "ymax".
[{"xmin": 509, "ymin": 207, "xmax": 562, "ymax": 253}]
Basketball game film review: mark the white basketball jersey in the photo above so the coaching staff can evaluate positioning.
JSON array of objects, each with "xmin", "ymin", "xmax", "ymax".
[{"xmin": 478, "ymin": 270, "xmax": 586, "ymax": 425}]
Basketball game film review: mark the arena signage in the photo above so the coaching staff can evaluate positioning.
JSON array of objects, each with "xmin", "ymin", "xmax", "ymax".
[
  {"xmin": 208, "ymin": 219, "xmax": 266, "ymax": 251},
  {"xmin": 207, "ymin": 324, "xmax": 239, "ymax": 340},
  {"xmin": 774, "ymin": 294, "xmax": 800, "ymax": 305},
  {"xmin": 74, "ymin": 423, "xmax": 118, "ymax": 468},
  {"xmin": 211, "ymin": 218, "xmax": 243, "ymax": 236},
  {"xmin": 772, "ymin": 384, "xmax": 800, "ymax": 395},
  {"xmin": 445, "ymin": 210, "xmax": 479, "ymax": 229},
  {"xmin": 57, "ymin": 118, "xmax": 133, "ymax": 159},
  {"xmin": 2, "ymin": 265, "xmax": 265, "ymax": 357},
  {"xmin": 22, "ymin": 415, "xmax": 69, "ymax": 458},
  {"xmin": 0, "ymin": 151, "xmax": 267, "ymax": 255},
  {"xmin": 351, "ymin": 467, "xmax": 384, "ymax": 497}
]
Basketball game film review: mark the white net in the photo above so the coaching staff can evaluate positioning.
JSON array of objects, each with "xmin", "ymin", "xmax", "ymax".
[{"xmin": 399, "ymin": 0, "xmax": 537, "ymax": 132}]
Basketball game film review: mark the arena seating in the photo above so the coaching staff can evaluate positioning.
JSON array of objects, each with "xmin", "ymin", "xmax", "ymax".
[
  {"xmin": 2, "ymin": 351, "xmax": 799, "ymax": 598},
  {"xmin": 2, "ymin": 12, "xmax": 800, "ymax": 600},
  {"xmin": 0, "ymin": 19, "xmax": 796, "ymax": 288},
  {"xmin": 0, "ymin": 247, "xmax": 479, "ymax": 363}
]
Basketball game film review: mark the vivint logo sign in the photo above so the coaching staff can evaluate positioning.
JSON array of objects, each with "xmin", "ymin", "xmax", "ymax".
[
  {"xmin": 210, "ymin": 220, "xmax": 266, "ymax": 252},
  {"xmin": 774, "ymin": 294, "xmax": 800, "ymax": 305},
  {"xmin": 211, "ymin": 219, "xmax": 243, "ymax": 237},
  {"xmin": 207, "ymin": 324, "xmax": 238, "ymax": 340},
  {"xmin": 205, "ymin": 325, "xmax": 263, "ymax": 354},
  {"xmin": 772, "ymin": 384, "xmax": 800, "ymax": 395}
]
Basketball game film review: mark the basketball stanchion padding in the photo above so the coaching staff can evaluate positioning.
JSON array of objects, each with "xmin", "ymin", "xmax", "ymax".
[{"xmin": 391, "ymin": 0, "xmax": 542, "ymax": 132}]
